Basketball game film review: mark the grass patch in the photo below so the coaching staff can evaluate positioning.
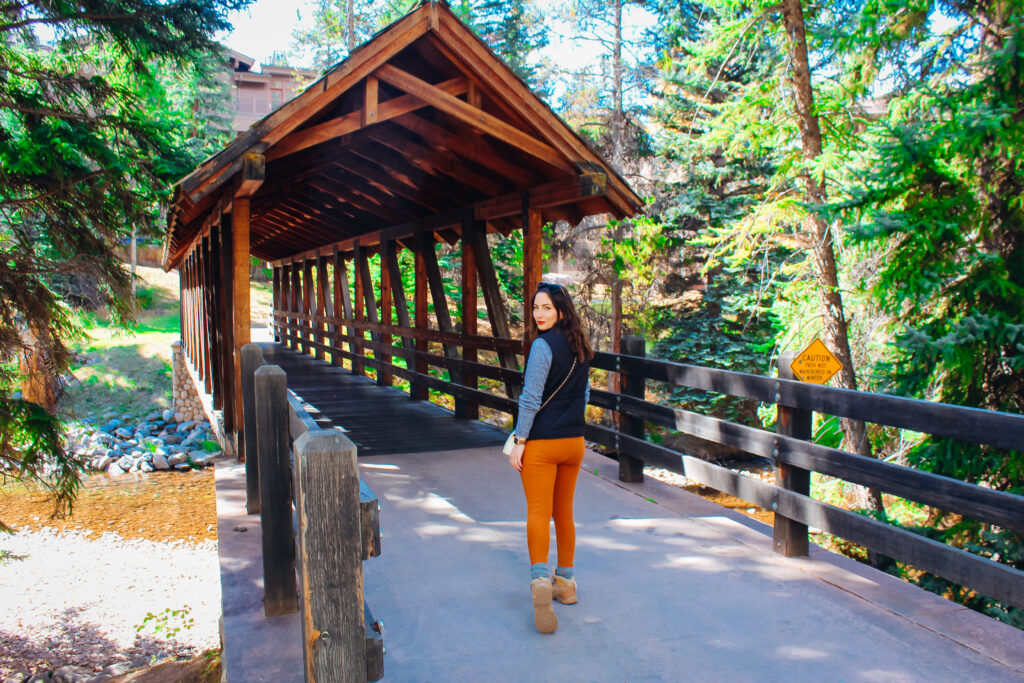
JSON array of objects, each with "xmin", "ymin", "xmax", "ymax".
[{"xmin": 61, "ymin": 266, "xmax": 180, "ymax": 421}]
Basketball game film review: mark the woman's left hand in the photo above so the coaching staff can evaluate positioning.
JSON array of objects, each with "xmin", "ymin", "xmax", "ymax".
[{"xmin": 509, "ymin": 442, "xmax": 526, "ymax": 471}]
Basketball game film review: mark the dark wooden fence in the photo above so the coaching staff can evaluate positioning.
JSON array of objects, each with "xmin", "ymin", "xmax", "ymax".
[
  {"xmin": 272, "ymin": 306, "xmax": 1024, "ymax": 613},
  {"xmin": 241, "ymin": 344, "xmax": 384, "ymax": 683}
]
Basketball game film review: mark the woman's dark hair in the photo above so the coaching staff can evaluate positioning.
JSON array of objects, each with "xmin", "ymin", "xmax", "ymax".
[{"xmin": 527, "ymin": 282, "xmax": 594, "ymax": 362}]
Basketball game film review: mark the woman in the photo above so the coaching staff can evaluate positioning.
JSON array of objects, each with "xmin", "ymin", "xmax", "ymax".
[{"xmin": 508, "ymin": 282, "xmax": 593, "ymax": 634}]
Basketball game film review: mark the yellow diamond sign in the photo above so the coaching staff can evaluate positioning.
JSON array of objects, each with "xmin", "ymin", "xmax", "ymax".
[{"xmin": 790, "ymin": 338, "xmax": 843, "ymax": 384}]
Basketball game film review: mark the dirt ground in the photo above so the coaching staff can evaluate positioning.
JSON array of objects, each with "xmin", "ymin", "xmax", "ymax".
[{"xmin": 0, "ymin": 470, "xmax": 217, "ymax": 544}]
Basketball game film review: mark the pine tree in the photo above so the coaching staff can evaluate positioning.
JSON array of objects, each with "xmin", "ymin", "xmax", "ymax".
[{"xmin": 0, "ymin": 0, "xmax": 250, "ymax": 529}]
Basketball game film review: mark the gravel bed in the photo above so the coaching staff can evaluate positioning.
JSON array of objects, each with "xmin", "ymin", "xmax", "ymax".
[{"xmin": 0, "ymin": 528, "xmax": 220, "ymax": 677}]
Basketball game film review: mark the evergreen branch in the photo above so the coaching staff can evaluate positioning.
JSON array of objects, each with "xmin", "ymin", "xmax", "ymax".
[
  {"xmin": 0, "ymin": 170, "xmax": 110, "ymax": 208},
  {"xmin": 0, "ymin": 11, "xmax": 154, "ymax": 33}
]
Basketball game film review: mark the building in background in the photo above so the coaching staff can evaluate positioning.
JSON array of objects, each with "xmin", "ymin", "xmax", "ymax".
[{"xmin": 227, "ymin": 50, "xmax": 318, "ymax": 135}]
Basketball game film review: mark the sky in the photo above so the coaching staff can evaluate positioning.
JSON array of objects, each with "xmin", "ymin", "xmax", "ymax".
[
  {"xmin": 218, "ymin": 0, "xmax": 657, "ymax": 73},
  {"xmin": 218, "ymin": 0, "xmax": 317, "ymax": 65}
]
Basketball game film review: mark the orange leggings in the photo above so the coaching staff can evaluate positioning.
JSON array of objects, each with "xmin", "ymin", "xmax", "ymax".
[{"xmin": 520, "ymin": 436, "xmax": 585, "ymax": 567}]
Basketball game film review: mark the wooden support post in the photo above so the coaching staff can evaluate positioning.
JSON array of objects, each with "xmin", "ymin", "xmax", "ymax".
[
  {"xmin": 201, "ymin": 234, "xmax": 215, "ymax": 395},
  {"xmin": 333, "ymin": 249, "xmax": 358, "ymax": 371},
  {"xmin": 279, "ymin": 264, "xmax": 290, "ymax": 347},
  {"xmin": 383, "ymin": 239, "xmax": 418, "ymax": 395},
  {"xmin": 232, "ymin": 201, "xmax": 251, "ymax": 443},
  {"xmin": 272, "ymin": 266, "xmax": 282, "ymax": 342},
  {"xmin": 210, "ymin": 228, "xmax": 225, "ymax": 412},
  {"xmin": 352, "ymin": 244, "xmax": 366, "ymax": 375},
  {"xmin": 357, "ymin": 244, "xmax": 383, "ymax": 384},
  {"xmin": 291, "ymin": 263, "xmax": 302, "ymax": 352},
  {"xmin": 379, "ymin": 253, "xmax": 393, "ymax": 387},
  {"xmin": 460, "ymin": 218, "xmax": 479, "ymax": 419},
  {"xmin": 303, "ymin": 258, "xmax": 316, "ymax": 358},
  {"xmin": 419, "ymin": 232, "xmax": 464, "ymax": 413},
  {"xmin": 316, "ymin": 253, "xmax": 330, "ymax": 362},
  {"xmin": 219, "ymin": 213, "xmax": 236, "ymax": 437},
  {"xmin": 254, "ymin": 365, "xmax": 298, "ymax": 616},
  {"xmin": 413, "ymin": 240, "xmax": 429, "ymax": 400},
  {"xmin": 618, "ymin": 335, "xmax": 645, "ymax": 483},
  {"xmin": 523, "ymin": 203, "xmax": 542, "ymax": 355},
  {"xmin": 774, "ymin": 351, "xmax": 812, "ymax": 557},
  {"xmin": 470, "ymin": 224, "xmax": 520, "ymax": 399},
  {"xmin": 293, "ymin": 428, "xmax": 367, "ymax": 681},
  {"xmin": 241, "ymin": 343, "xmax": 264, "ymax": 514}
]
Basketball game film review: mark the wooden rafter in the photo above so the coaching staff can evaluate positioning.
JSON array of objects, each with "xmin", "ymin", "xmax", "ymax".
[
  {"xmin": 374, "ymin": 64, "xmax": 571, "ymax": 172},
  {"xmin": 266, "ymin": 76, "xmax": 469, "ymax": 162}
]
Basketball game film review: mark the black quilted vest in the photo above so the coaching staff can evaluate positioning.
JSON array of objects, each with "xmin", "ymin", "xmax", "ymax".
[{"xmin": 529, "ymin": 328, "xmax": 589, "ymax": 440}]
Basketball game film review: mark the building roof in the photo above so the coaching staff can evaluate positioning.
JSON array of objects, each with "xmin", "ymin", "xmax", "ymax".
[{"xmin": 163, "ymin": 0, "xmax": 643, "ymax": 269}]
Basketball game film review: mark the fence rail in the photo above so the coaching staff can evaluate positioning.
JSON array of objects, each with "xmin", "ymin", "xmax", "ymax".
[
  {"xmin": 271, "ymin": 312, "xmax": 1024, "ymax": 613},
  {"xmin": 242, "ymin": 343, "xmax": 384, "ymax": 682}
]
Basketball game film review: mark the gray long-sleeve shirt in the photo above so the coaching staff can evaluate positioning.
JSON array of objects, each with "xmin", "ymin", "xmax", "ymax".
[{"xmin": 515, "ymin": 337, "xmax": 589, "ymax": 440}]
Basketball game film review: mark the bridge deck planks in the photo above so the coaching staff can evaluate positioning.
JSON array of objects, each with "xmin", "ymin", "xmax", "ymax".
[{"xmin": 258, "ymin": 342, "xmax": 506, "ymax": 455}]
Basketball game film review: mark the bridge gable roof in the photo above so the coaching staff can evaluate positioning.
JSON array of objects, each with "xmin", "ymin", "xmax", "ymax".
[{"xmin": 163, "ymin": 0, "xmax": 643, "ymax": 269}]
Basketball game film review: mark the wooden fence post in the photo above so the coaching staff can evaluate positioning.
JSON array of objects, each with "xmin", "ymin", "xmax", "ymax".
[
  {"xmin": 774, "ymin": 351, "xmax": 812, "ymax": 557},
  {"xmin": 241, "ymin": 343, "xmax": 264, "ymax": 514},
  {"xmin": 254, "ymin": 365, "xmax": 298, "ymax": 616},
  {"xmin": 293, "ymin": 428, "xmax": 367, "ymax": 682},
  {"xmin": 618, "ymin": 335, "xmax": 645, "ymax": 483}
]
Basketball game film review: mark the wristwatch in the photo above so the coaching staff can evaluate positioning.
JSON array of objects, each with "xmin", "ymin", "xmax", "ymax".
[{"xmin": 513, "ymin": 435, "xmax": 526, "ymax": 445}]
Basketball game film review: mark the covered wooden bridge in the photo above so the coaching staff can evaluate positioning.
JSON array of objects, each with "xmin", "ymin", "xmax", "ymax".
[{"xmin": 165, "ymin": 1, "xmax": 1024, "ymax": 681}]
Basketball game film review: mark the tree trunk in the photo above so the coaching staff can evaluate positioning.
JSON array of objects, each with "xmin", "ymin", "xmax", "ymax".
[
  {"xmin": 347, "ymin": 0, "xmax": 355, "ymax": 51},
  {"xmin": 780, "ymin": 0, "xmax": 885, "ymax": 518},
  {"xmin": 609, "ymin": 0, "xmax": 625, "ymax": 399},
  {"xmin": 19, "ymin": 325, "xmax": 56, "ymax": 413},
  {"xmin": 130, "ymin": 225, "xmax": 137, "ymax": 303}
]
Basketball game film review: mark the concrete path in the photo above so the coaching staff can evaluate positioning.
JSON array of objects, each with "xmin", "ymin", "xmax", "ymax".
[{"xmin": 216, "ymin": 446, "xmax": 1024, "ymax": 682}]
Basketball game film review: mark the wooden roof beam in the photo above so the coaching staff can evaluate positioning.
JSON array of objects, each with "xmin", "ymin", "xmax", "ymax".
[
  {"xmin": 179, "ymin": 4, "xmax": 432, "ymax": 197},
  {"xmin": 365, "ymin": 127, "xmax": 505, "ymax": 196},
  {"xmin": 268, "ymin": 172, "xmax": 608, "ymax": 267},
  {"xmin": 374, "ymin": 64, "xmax": 573, "ymax": 172},
  {"xmin": 391, "ymin": 112, "xmax": 537, "ymax": 187},
  {"xmin": 266, "ymin": 76, "xmax": 469, "ymax": 162}
]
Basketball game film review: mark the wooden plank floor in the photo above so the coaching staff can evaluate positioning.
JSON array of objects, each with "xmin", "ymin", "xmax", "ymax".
[{"xmin": 258, "ymin": 342, "xmax": 507, "ymax": 455}]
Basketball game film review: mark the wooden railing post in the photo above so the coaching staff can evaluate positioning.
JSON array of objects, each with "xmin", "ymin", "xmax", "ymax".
[
  {"xmin": 241, "ymin": 343, "xmax": 264, "ymax": 514},
  {"xmin": 254, "ymin": 365, "xmax": 298, "ymax": 616},
  {"xmin": 618, "ymin": 335, "xmax": 646, "ymax": 483},
  {"xmin": 774, "ymin": 351, "xmax": 812, "ymax": 557},
  {"xmin": 293, "ymin": 428, "xmax": 367, "ymax": 682}
]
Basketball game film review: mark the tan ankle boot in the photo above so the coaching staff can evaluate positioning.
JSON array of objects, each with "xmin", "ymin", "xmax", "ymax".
[
  {"xmin": 552, "ymin": 575, "xmax": 577, "ymax": 605},
  {"xmin": 530, "ymin": 578, "xmax": 557, "ymax": 633}
]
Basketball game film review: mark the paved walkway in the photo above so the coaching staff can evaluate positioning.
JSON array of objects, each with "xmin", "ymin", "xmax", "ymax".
[{"xmin": 215, "ymin": 444, "xmax": 1024, "ymax": 682}]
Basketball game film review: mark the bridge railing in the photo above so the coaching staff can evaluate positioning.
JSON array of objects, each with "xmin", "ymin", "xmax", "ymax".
[
  {"xmin": 269, "ymin": 311, "xmax": 1024, "ymax": 612},
  {"xmin": 241, "ymin": 343, "xmax": 384, "ymax": 683},
  {"xmin": 272, "ymin": 311, "xmax": 523, "ymax": 416},
  {"xmin": 587, "ymin": 337, "xmax": 1024, "ymax": 612}
]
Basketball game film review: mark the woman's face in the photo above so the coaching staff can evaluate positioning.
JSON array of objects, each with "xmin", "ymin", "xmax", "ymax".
[{"xmin": 533, "ymin": 291, "xmax": 559, "ymax": 331}]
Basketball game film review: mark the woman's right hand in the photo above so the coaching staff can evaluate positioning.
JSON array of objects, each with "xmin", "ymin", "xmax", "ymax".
[{"xmin": 509, "ymin": 442, "xmax": 526, "ymax": 472}]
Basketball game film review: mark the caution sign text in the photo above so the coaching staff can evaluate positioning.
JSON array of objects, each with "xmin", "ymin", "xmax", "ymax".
[{"xmin": 790, "ymin": 338, "xmax": 842, "ymax": 384}]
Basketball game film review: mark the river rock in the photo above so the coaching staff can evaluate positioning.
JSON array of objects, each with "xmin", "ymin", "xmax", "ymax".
[
  {"xmin": 138, "ymin": 461, "xmax": 154, "ymax": 473},
  {"xmin": 162, "ymin": 408, "xmax": 174, "ymax": 422},
  {"xmin": 117, "ymin": 455, "xmax": 135, "ymax": 470},
  {"xmin": 167, "ymin": 453, "xmax": 188, "ymax": 466},
  {"xmin": 52, "ymin": 665, "xmax": 94, "ymax": 683},
  {"xmin": 152, "ymin": 452, "xmax": 169, "ymax": 470},
  {"xmin": 107, "ymin": 462, "xmax": 126, "ymax": 476},
  {"xmin": 4, "ymin": 670, "xmax": 29, "ymax": 682},
  {"xmin": 164, "ymin": 423, "xmax": 178, "ymax": 434},
  {"xmin": 114, "ymin": 427, "xmax": 133, "ymax": 440},
  {"xmin": 26, "ymin": 673, "xmax": 51, "ymax": 682},
  {"xmin": 100, "ymin": 419, "xmax": 122, "ymax": 433},
  {"xmin": 162, "ymin": 435, "xmax": 182, "ymax": 445},
  {"xmin": 178, "ymin": 420, "xmax": 196, "ymax": 433},
  {"xmin": 93, "ymin": 455, "xmax": 112, "ymax": 471}
]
